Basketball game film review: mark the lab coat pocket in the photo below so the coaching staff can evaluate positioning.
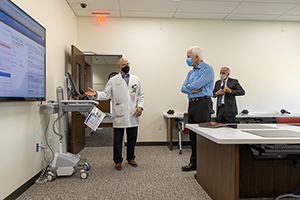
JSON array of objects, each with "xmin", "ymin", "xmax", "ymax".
[
  {"xmin": 114, "ymin": 103, "xmax": 125, "ymax": 117},
  {"xmin": 133, "ymin": 114, "xmax": 139, "ymax": 124}
]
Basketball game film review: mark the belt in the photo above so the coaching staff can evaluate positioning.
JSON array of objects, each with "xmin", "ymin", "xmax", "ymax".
[{"xmin": 189, "ymin": 96, "xmax": 210, "ymax": 102}]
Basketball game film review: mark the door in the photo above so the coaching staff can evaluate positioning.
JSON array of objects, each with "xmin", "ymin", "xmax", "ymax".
[{"xmin": 71, "ymin": 45, "xmax": 89, "ymax": 154}]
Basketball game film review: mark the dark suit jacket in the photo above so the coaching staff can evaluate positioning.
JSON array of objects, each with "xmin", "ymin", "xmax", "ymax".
[{"xmin": 213, "ymin": 77, "xmax": 245, "ymax": 117}]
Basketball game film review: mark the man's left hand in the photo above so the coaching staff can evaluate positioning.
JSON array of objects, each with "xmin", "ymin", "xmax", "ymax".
[
  {"xmin": 134, "ymin": 107, "xmax": 143, "ymax": 117},
  {"xmin": 192, "ymin": 87, "xmax": 203, "ymax": 93},
  {"xmin": 224, "ymin": 86, "xmax": 231, "ymax": 93}
]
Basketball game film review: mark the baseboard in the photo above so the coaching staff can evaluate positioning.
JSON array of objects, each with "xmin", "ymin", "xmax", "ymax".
[
  {"xmin": 172, "ymin": 141, "xmax": 190, "ymax": 145},
  {"xmin": 4, "ymin": 170, "xmax": 42, "ymax": 200},
  {"xmin": 129, "ymin": 141, "xmax": 190, "ymax": 146},
  {"xmin": 135, "ymin": 141, "xmax": 166, "ymax": 146}
]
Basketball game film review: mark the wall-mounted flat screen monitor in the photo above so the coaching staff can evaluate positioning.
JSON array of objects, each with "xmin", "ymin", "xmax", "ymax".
[{"xmin": 0, "ymin": 0, "xmax": 46, "ymax": 101}]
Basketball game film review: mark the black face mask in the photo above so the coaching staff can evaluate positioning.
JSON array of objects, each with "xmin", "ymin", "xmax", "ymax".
[{"xmin": 121, "ymin": 65, "xmax": 130, "ymax": 74}]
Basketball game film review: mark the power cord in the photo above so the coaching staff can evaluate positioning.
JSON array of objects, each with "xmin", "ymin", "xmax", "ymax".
[
  {"xmin": 35, "ymin": 165, "xmax": 49, "ymax": 184},
  {"xmin": 276, "ymin": 186, "xmax": 300, "ymax": 199},
  {"xmin": 35, "ymin": 114, "xmax": 55, "ymax": 184},
  {"xmin": 37, "ymin": 146, "xmax": 53, "ymax": 164},
  {"xmin": 288, "ymin": 160, "xmax": 300, "ymax": 169},
  {"xmin": 276, "ymin": 193, "xmax": 300, "ymax": 199},
  {"xmin": 37, "ymin": 114, "xmax": 54, "ymax": 164},
  {"xmin": 53, "ymin": 112, "xmax": 67, "ymax": 140},
  {"xmin": 44, "ymin": 114, "xmax": 54, "ymax": 163}
]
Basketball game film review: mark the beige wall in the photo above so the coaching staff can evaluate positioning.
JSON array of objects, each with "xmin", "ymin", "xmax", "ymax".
[
  {"xmin": 93, "ymin": 64, "xmax": 117, "ymax": 91},
  {"xmin": 76, "ymin": 17, "xmax": 300, "ymax": 142},
  {"xmin": 0, "ymin": 0, "xmax": 77, "ymax": 199}
]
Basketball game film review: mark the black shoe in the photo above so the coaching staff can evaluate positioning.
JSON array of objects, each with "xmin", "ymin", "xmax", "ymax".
[
  {"xmin": 194, "ymin": 173, "xmax": 197, "ymax": 179},
  {"xmin": 181, "ymin": 163, "xmax": 196, "ymax": 171}
]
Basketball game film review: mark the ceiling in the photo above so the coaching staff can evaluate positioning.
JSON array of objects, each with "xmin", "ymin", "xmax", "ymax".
[
  {"xmin": 66, "ymin": 0, "xmax": 300, "ymax": 22},
  {"xmin": 84, "ymin": 54, "xmax": 122, "ymax": 65}
]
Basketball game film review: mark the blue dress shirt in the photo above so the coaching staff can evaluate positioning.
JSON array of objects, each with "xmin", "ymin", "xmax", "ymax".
[
  {"xmin": 181, "ymin": 61, "xmax": 214, "ymax": 99},
  {"xmin": 122, "ymin": 73, "xmax": 130, "ymax": 85}
]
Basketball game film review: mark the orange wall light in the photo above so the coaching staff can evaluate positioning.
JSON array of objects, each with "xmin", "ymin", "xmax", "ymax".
[
  {"xmin": 96, "ymin": 15, "xmax": 106, "ymax": 22},
  {"xmin": 94, "ymin": 12, "xmax": 108, "ymax": 22}
]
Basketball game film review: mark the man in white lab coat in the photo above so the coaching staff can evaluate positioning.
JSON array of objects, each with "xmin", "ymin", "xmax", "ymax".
[{"xmin": 85, "ymin": 58, "xmax": 145, "ymax": 171}]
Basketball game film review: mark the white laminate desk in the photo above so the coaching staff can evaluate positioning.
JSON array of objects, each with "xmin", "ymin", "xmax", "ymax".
[
  {"xmin": 186, "ymin": 123, "xmax": 300, "ymax": 200},
  {"xmin": 163, "ymin": 113, "xmax": 216, "ymax": 150},
  {"xmin": 236, "ymin": 113, "xmax": 300, "ymax": 118},
  {"xmin": 164, "ymin": 113, "xmax": 300, "ymax": 150},
  {"xmin": 235, "ymin": 113, "xmax": 300, "ymax": 123},
  {"xmin": 187, "ymin": 123, "xmax": 300, "ymax": 144}
]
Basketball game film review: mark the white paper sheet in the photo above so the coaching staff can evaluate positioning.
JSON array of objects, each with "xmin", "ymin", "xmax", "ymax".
[{"xmin": 84, "ymin": 106, "xmax": 106, "ymax": 131}]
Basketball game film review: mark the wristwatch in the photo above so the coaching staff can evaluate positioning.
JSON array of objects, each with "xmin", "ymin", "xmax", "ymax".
[{"xmin": 93, "ymin": 92, "xmax": 98, "ymax": 100}]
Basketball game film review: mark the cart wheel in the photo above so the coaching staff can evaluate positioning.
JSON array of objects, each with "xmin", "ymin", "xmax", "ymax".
[
  {"xmin": 83, "ymin": 162, "xmax": 91, "ymax": 171},
  {"xmin": 80, "ymin": 170, "xmax": 89, "ymax": 179},
  {"xmin": 47, "ymin": 171, "xmax": 56, "ymax": 182}
]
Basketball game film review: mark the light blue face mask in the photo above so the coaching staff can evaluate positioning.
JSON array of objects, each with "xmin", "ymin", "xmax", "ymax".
[
  {"xmin": 186, "ymin": 58, "xmax": 193, "ymax": 67},
  {"xmin": 220, "ymin": 74, "xmax": 227, "ymax": 81}
]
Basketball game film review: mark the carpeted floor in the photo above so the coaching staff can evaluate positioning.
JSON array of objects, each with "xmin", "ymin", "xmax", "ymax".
[
  {"xmin": 17, "ymin": 146, "xmax": 211, "ymax": 200},
  {"xmin": 85, "ymin": 127, "xmax": 113, "ymax": 147}
]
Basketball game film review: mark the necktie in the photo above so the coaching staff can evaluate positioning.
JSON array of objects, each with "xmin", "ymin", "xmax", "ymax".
[
  {"xmin": 122, "ymin": 74, "xmax": 129, "ymax": 85},
  {"xmin": 217, "ymin": 81, "xmax": 225, "ymax": 107}
]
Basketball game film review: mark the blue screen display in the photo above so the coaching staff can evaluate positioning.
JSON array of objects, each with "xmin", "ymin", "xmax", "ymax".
[{"xmin": 0, "ymin": 0, "xmax": 46, "ymax": 101}]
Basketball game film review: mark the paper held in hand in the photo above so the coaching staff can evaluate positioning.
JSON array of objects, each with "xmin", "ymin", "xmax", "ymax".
[{"xmin": 84, "ymin": 106, "xmax": 106, "ymax": 131}]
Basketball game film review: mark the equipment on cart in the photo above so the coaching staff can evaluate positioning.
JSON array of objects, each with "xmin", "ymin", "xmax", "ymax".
[{"xmin": 46, "ymin": 73, "xmax": 99, "ymax": 181}]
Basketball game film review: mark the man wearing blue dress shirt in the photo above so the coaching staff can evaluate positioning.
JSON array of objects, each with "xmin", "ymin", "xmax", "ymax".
[{"xmin": 181, "ymin": 46, "xmax": 214, "ymax": 172}]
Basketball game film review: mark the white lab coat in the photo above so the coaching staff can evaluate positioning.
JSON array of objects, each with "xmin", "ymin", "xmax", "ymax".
[{"xmin": 96, "ymin": 73, "xmax": 144, "ymax": 128}]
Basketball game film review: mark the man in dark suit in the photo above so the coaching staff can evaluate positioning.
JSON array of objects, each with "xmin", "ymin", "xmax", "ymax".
[{"xmin": 213, "ymin": 67, "xmax": 245, "ymax": 123}]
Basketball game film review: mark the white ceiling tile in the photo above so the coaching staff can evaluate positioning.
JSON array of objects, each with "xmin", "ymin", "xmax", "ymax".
[
  {"xmin": 102, "ymin": 55, "xmax": 121, "ymax": 64},
  {"xmin": 285, "ymin": 5, "xmax": 300, "ymax": 15},
  {"xmin": 232, "ymin": 3, "xmax": 298, "ymax": 15},
  {"xmin": 174, "ymin": 12, "xmax": 227, "ymax": 19},
  {"xmin": 66, "ymin": 0, "xmax": 300, "ymax": 22},
  {"xmin": 121, "ymin": 11, "xmax": 174, "ymax": 18},
  {"xmin": 245, "ymin": 0, "xmax": 300, "ymax": 3},
  {"xmin": 178, "ymin": 1, "xmax": 240, "ymax": 12},
  {"xmin": 66, "ymin": 0, "xmax": 119, "ymax": 10},
  {"xmin": 119, "ymin": 0, "xmax": 180, "ymax": 12},
  {"xmin": 181, "ymin": 0, "xmax": 242, "ymax": 1},
  {"xmin": 275, "ymin": 15, "xmax": 300, "ymax": 21},
  {"xmin": 87, "ymin": 55, "xmax": 121, "ymax": 65},
  {"xmin": 226, "ymin": 14, "xmax": 277, "ymax": 21},
  {"xmin": 93, "ymin": 56, "xmax": 106, "ymax": 65}
]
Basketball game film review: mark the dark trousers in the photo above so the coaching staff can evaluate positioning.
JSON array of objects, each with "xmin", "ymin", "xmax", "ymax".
[
  {"xmin": 188, "ymin": 98, "xmax": 212, "ymax": 166},
  {"xmin": 113, "ymin": 127, "xmax": 138, "ymax": 164},
  {"xmin": 216, "ymin": 105, "xmax": 236, "ymax": 123}
]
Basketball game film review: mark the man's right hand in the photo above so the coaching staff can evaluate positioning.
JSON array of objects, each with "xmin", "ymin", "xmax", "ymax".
[
  {"xmin": 85, "ymin": 87, "xmax": 96, "ymax": 97},
  {"xmin": 215, "ymin": 89, "xmax": 225, "ymax": 96}
]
